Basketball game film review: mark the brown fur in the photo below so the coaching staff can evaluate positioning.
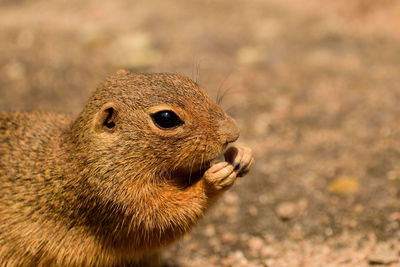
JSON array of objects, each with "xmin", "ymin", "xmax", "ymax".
[{"xmin": 0, "ymin": 70, "xmax": 243, "ymax": 266}]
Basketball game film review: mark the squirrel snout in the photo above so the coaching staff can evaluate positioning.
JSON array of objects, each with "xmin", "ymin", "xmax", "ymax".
[{"xmin": 218, "ymin": 116, "xmax": 240, "ymax": 144}]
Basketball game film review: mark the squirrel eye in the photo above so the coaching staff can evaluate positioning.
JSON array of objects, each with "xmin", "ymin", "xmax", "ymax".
[{"xmin": 151, "ymin": 110, "xmax": 184, "ymax": 129}]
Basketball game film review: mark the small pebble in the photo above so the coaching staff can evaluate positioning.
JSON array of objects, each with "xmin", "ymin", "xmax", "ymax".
[
  {"xmin": 275, "ymin": 201, "xmax": 298, "ymax": 220},
  {"xmin": 248, "ymin": 236, "xmax": 265, "ymax": 251},
  {"xmin": 368, "ymin": 244, "xmax": 399, "ymax": 265}
]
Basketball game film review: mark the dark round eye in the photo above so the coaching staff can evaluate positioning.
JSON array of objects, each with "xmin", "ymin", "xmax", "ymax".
[{"xmin": 151, "ymin": 110, "xmax": 184, "ymax": 129}]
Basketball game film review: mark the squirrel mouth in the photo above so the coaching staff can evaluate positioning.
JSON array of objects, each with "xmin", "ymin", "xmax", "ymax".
[
  {"xmin": 174, "ymin": 158, "xmax": 216, "ymax": 187},
  {"xmin": 191, "ymin": 153, "xmax": 226, "ymax": 181},
  {"xmin": 173, "ymin": 150, "xmax": 227, "ymax": 187},
  {"xmin": 198, "ymin": 161, "xmax": 212, "ymax": 176}
]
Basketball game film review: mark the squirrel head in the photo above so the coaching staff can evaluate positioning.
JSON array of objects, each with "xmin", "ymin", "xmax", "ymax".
[{"xmin": 71, "ymin": 70, "xmax": 239, "ymax": 180}]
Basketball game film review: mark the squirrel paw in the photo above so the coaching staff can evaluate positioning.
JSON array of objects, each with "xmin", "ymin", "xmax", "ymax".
[
  {"xmin": 203, "ymin": 146, "xmax": 254, "ymax": 190},
  {"xmin": 224, "ymin": 146, "xmax": 254, "ymax": 178}
]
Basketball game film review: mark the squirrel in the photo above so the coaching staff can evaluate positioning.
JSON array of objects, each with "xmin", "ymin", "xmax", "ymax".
[{"xmin": 0, "ymin": 70, "xmax": 254, "ymax": 266}]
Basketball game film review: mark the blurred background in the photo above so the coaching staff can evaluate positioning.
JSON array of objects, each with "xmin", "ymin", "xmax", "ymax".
[{"xmin": 1, "ymin": 0, "xmax": 400, "ymax": 266}]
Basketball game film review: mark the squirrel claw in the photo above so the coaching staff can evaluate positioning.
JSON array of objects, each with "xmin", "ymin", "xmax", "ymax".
[{"xmin": 224, "ymin": 146, "xmax": 254, "ymax": 177}]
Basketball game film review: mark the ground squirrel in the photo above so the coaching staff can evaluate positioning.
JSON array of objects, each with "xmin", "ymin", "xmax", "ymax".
[{"xmin": 0, "ymin": 70, "xmax": 254, "ymax": 266}]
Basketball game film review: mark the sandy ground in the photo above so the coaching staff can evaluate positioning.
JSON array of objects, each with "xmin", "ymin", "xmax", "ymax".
[{"xmin": 0, "ymin": 0, "xmax": 399, "ymax": 266}]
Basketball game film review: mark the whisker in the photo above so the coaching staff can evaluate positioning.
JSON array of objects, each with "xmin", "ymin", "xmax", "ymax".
[
  {"xmin": 200, "ymin": 114, "xmax": 211, "ymax": 179},
  {"xmin": 200, "ymin": 146, "xmax": 205, "ymax": 174},
  {"xmin": 191, "ymin": 60, "xmax": 195, "ymax": 82},
  {"xmin": 224, "ymin": 106, "xmax": 236, "ymax": 116},
  {"xmin": 216, "ymin": 73, "xmax": 232, "ymax": 105},
  {"xmin": 188, "ymin": 137, "xmax": 201, "ymax": 186},
  {"xmin": 201, "ymin": 129, "xmax": 209, "ymax": 173},
  {"xmin": 195, "ymin": 60, "xmax": 202, "ymax": 84}
]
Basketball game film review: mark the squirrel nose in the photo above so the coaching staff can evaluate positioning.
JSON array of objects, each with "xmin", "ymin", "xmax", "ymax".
[{"xmin": 218, "ymin": 116, "xmax": 240, "ymax": 144}]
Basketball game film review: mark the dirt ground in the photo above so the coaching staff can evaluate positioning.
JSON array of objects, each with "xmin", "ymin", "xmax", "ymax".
[{"xmin": 1, "ymin": 0, "xmax": 400, "ymax": 266}]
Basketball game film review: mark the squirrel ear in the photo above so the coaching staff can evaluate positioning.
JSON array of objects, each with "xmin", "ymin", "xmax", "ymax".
[{"xmin": 95, "ymin": 102, "xmax": 118, "ymax": 133}]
